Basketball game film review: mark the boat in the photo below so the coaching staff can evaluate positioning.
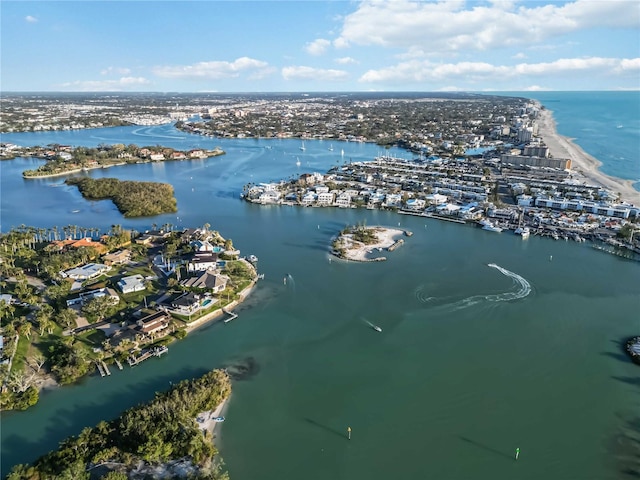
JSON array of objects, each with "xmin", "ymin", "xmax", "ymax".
[
  {"xmin": 373, "ymin": 325, "xmax": 382, "ymax": 332},
  {"xmin": 247, "ymin": 254, "xmax": 258, "ymax": 263},
  {"xmin": 212, "ymin": 416, "xmax": 225, "ymax": 422},
  {"xmin": 328, "ymin": 144, "xmax": 334, "ymax": 151},
  {"xmin": 296, "ymin": 157, "xmax": 301, "ymax": 167},
  {"xmin": 479, "ymin": 219, "xmax": 503, "ymax": 233},
  {"xmin": 300, "ymin": 141, "xmax": 306, "ymax": 151},
  {"xmin": 514, "ymin": 226, "xmax": 530, "ymax": 239}
]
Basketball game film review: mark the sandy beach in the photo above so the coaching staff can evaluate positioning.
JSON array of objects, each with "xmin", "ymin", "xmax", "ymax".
[
  {"xmin": 195, "ymin": 397, "xmax": 229, "ymax": 439},
  {"xmin": 536, "ymin": 107, "xmax": 640, "ymax": 206},
  {"xmin": 336, "ymin": 226, "xmax": 405, "ymax": 262}
]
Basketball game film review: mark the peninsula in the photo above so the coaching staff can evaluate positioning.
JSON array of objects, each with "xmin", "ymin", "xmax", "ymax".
[
  {"xmin": 6, "ymin": 369, "xmax": 232, "ymax": 480},
  {"xmin": 19, "ymin": 144, "xmax": 224, "ymax": 178},
  {"xmin": 0, "ymin": 223, "xmax": 259, "ymax": 412}
]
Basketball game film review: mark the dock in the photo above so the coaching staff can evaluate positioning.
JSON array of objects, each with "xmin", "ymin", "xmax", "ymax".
[
  {"xmin": 223, "ymin": 308, "xmax": 238, "ymax": 323},
  {"xmin": 96, "ymin": 361, "xmax": 106, "ymax": 377},
  {"xmin": 114, "ymin": 358, "xmax": 124, "ymax": 370},
  {"xmin": 101, "ymin": 360, "xmax": 111, "ymax": 376},
  {"xmin": 387, "ymin": 239, "xmax": 404, "ymax": 252},
  {"xmin": 128, "ymin": 346, "xmax": 169, "ymax": 366}
]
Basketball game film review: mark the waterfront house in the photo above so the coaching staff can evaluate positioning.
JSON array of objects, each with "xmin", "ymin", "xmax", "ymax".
[
  {"xmin": 169, "ymin": 292, "xmax": 201, "ymax": 315},
  {"xmin": 258, "ymin": 190, "xmax": 281, "ymax": 204},
  {"xmin": 405, "ymin": 198, "xmax": 426, "ymax": 211},
  {"xmin": 117, "ymin": 274, "xmax": 146, "ymax": 294},
  {"xmin": 302, "ymin": 192, "xmax": 317, "ymax": 205},
  {"xmin": 188, "ymin": 252, "xmax": 219, "ymax": 272},
  {"xmin": 180, "ymin": 268, "xmax": 229, "ymax": 293},
  {"xmin": 191, "ymin": 239, "xmax": 216, "ymax": 252},
  {"xmin": 135, "ymin": 311, "xmax": 171, "ymax": 337},
  {"xmin": 317, "ymin": 192, "xmax": 335, "ymax": 206},
  {"xmin": 335, "ymin": 192, "xmax": 352, "ymax": 208}
]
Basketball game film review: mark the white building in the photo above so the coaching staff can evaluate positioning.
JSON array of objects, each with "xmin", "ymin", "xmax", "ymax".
[
  {"xmin": 117, "ymin": 274, "xmax": 146, "ymax": 294},
  {"xmin": 62, "ymin": 263, "xmax": 110, "ymax": 280}
]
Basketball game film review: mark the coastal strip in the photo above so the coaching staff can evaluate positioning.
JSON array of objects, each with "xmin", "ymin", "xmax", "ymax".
[{"xmin": 537, "ymin": 107, "xmax": 640, "ymax": 206}]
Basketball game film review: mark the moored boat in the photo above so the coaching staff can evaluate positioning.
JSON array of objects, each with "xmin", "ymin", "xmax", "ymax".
[
  {"xmin": 514, "ymin": 226, "xmax": 530, "ymax": 239},
  {"xmin": 479, "ymin": 219, "xmax": 503, "ymax": 233}
]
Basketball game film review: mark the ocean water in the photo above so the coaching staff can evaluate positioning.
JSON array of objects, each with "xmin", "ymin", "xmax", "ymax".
[{"xmin": 505, "ymin": 91, "xmax": 640, "ymax": 190}]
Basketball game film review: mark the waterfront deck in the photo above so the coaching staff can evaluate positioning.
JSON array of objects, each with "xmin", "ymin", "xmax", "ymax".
[{"xmin": 127, "ymin": 345, "xmax": 169, "ymax": 366}]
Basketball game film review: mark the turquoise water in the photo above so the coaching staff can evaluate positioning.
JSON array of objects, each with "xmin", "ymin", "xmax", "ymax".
[
  {"xmin": 1, "ymin": 94, "xmax": 639, "ymax": 479},
  {"xmin": 504, "ymin": 91, "xmax": 640, "ymax": 190}
]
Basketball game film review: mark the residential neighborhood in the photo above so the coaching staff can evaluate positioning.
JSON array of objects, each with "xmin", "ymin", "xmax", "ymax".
[{"xmin": 0, "ymin": 223, "xmax": 258, "ymax": 411}]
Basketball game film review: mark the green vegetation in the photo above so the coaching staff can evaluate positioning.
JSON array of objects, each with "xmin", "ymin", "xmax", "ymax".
[
  {"xmin": 0, "ymin": 223, "xmax": 251, "ymax": 413},
  {"xmin": 342, "ymin": 222, "xmax": 380, "ymax": 244},
  {"xmin": 6, "ymin": 369, "xmax": 232, "ymax": 480},
  {"xmin": 65, "ymin": 177, "xmax": 178, "ymax": 217}
]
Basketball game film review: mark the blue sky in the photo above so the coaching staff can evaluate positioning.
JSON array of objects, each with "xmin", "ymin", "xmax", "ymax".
[{"xmin": 1, "ymin": 0, "xmax": 639, "ymax": 92}]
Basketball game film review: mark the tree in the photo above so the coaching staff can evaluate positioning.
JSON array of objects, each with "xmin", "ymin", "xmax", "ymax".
[
  {"xmin": 57, "ymin": 308, "xmax": 78, "ymax": 329},
  {"xmin": 81, "ymin": 295, "xmax": 118, "ymax": 323},
  {"xmin": 28, "ymin": 353, "xmax": 47, "ymax": 372},
  {"xmin": 18, "ymin": 321, "xmax": 32, "ymax": 339}
]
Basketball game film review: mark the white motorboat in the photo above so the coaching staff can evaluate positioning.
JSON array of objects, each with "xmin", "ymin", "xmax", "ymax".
[
  {"xmin": 480, "ymin": 219, "xmax": 503, "ymax": 233},
  {"xmin": 514, "ymin": 226, "xmax": 530, "ymax": 239}
]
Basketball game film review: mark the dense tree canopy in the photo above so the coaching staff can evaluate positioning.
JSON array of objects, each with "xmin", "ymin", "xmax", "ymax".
[
  {"xmin": 65, "ymin": 177, "xmax": 178, "ymax": 217},
  {"xmin": 7, "ymin": 369, "xmax": 232, "ymax": 480}
]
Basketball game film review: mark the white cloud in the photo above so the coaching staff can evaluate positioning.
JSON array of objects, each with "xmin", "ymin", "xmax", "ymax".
[
  {"xmin": 512, "ymin": 52, "xmax": 527, "ymax": 60},
  {"xmin": 25, "ymin": 15, "xmax": 38, "ymax": 23},
  {"xmin": 59, "ymin": 77, "xmax": 150, "ymax": 91},
  {"xmin": 336, "ymin": 0, "xmax": 638, "ymax": 53},
  {"xmin": 305, "ymin": 38, "xmax": 331, "ymax": 56},
  {"xmin": 359, "ymin": 57, "xmax": 640, "ymax": 85},
  {"xmin": 282, "ymin": 66, "xmax": 348, "ymax": 82},
  {"xmin": 152, "ymin": 57, "xmax": 272, "ymax": 80},
  {"xmin": 100, "ymin": 66, "xmax": 132, "ymax": 76},
  {"xmin": 335, "ymin": 56, "xmax": 358, "ymax": 65}
]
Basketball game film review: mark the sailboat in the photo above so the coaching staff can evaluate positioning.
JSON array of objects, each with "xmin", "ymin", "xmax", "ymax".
[
  {"xmin": 300, "ymin": 141, "xmax": 306, "ymax": 151},
  {"xmin": 296, "ymin": 157, "xmax": 301, "ymax": 167},
  {"xmin": 328, "ymin": 143, "xmax": 334, "ymax": 151}
]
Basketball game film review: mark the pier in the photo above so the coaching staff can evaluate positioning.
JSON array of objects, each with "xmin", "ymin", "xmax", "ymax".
[
  {"xmin": 114, "ymin": 358, "xmax": 124, "ymax": 370},
  {"xmin": 127, "ymin": 346, "xmax": 169, "ymax": 366},
  {"xmin": 223, "ymin": 308, "xmax": 238, "ymax": 323},
  {"xmin": 387, "ymin": 239, "xmax": 404, "ymax": 252}
]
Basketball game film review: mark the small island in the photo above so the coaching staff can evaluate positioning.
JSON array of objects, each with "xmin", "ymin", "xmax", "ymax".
[
  {"xmin": 65, "ymin": 177, "xmax": 178, "ymax": 217},
  {"xmin": 331, "ymin": 223, "xmax": 408, "ymax": 262},
  {"xmin": 6, "ymin": 368, "xmax": 232, "ymax": 480}
]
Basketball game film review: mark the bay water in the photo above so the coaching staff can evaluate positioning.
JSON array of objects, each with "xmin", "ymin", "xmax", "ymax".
[{"xmin": 1, "ymin": 95, "xmax": 639, "ymax": 480}]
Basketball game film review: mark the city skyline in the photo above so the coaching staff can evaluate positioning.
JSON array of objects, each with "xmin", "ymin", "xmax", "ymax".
[{"xmin": 1, "ymin": 0, "xmax": 639, "ymax": 92}]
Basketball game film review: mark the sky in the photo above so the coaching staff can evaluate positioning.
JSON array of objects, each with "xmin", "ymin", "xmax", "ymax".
[{"xmin": 1, "ymin": 0, "xmax": 639, "ymax": 92}]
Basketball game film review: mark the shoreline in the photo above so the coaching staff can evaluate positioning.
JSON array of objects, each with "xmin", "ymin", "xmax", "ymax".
[
  {"xmin": 184, "ymin": 264, "xmax": 258, "ymax": 333},
  {"xmin": 536, "ymin": 106, "xmax": 640, "ymax": 206}
]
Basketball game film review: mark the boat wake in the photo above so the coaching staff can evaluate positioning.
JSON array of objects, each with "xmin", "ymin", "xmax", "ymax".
[{"xmin": 414, "ymin": 263, "xmax": 531, "ymax": 311}]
